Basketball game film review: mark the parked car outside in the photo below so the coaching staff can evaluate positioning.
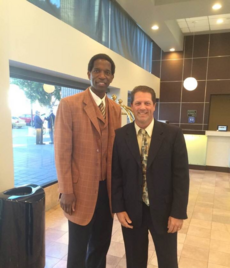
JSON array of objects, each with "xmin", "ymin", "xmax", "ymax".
[
  {"xmin": 19, "ymin": 114, "xmax": 34, "ymax": 125},
  {"xmin": 12, "ymin": 117, "xmax": 26, "ymax": 128}
]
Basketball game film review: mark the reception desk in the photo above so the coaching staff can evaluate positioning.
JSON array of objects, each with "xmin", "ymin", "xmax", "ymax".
[
  {"xmin": 184, "ymin": 131, "xmax": 230, "ymax": 171},
  {"xmin": 205, "ymin": 131, "xmax": 230, "ymax": 168}
]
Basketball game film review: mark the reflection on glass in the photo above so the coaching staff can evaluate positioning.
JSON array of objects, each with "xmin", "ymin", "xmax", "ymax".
[{"xmin": 10, "ymin": 77, "xmax": 83, "ymax": 187}]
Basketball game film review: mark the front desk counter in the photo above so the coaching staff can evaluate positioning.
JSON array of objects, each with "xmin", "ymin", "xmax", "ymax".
[
  {"xmin": 205, "ymin": 131, "xmax": 230, "ymax": 168},
  {"xmin": 184, "ymin": 131, "xmax": 230, "ymax": 169}
]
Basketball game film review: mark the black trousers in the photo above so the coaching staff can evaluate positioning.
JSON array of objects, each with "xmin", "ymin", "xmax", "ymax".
[
  {"xmin": 67, "ymin": 180, "xmax": 113, "ymax": 268},
  {"xmin": 122, "ymin": 203, "xmax": 178, "ymax": 268}
]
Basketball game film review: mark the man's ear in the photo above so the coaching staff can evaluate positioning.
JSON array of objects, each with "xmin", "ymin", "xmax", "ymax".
[{"xmin": 87, "ymin": 71, "xmax": 91, "ymax": 80}]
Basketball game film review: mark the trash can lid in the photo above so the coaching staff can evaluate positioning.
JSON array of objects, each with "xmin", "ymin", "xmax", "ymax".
[{"xmin": 0, "ymin": 184, "xmax": 45, "ymax": 203}]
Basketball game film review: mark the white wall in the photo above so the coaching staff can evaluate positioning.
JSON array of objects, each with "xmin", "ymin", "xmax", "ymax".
[
  {"xmin": 8, "ymin": 0, "xmax": 160, "ymax": 101},
  {"xmin": 0, "ymin": 0, "xmax": 160, "ymax": 191},
  {"xmin": 0, "ymin": 0, "xmax": 14, "ymax": 192}
]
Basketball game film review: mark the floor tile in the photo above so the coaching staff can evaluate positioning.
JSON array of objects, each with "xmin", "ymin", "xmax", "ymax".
[
  {"xmin": 179, "ymin": 256, "xmax": 208, "ymax": 268},
  {"xmin": 44, "ymin": 256, "xmax": 60, "ymax": 268},
  {"xmin": 43, "ymin": 170, "xmax": 230, "ymax": 267},
  {"xmin": 187, "ymin": 225, "xmax": 211, "ymax": 238},
  {"xmin": 209, "ymin": 250, "xmax": 230, "ymax": 267},
  {"xmin": 181, "ymin": 244, "xmax": 209, "ymax": 262}
]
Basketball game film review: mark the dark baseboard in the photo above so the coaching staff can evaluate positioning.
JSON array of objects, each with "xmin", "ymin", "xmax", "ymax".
[
  {"xmin": 206, "ymin": 165, "xmax": 230, "ymax": 173},
  {"xmin": 189, "ymin": 164, "xmax": 230, "ymax": 173},
  {"xmin": 189, "ymin": 165, "xmax": 206, "ymax": 171}
]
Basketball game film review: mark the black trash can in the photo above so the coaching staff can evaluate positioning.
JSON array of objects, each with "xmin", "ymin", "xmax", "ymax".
[{"xmin": 0, "ymin": 184, "xmax": 45, "ymax": 268}]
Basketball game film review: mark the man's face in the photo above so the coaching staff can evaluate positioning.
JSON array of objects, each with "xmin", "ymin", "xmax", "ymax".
[
  {"xmin": 87, "ymin": 59, "xmax": 114, "ymax": 97},
  {"xmin": 131, "ymin": 92, "xmax": 156, "ymax": 128}
]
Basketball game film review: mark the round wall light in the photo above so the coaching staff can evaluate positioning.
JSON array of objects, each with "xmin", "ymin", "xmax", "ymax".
[{"xmin": 183, "ymin": 77, "xmax": 198, "ymax": 91}]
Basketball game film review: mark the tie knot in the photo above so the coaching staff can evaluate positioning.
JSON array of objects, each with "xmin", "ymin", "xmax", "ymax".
[{"xmin": 139, "ymin": 129, "xmax": 147, "ymax": 136}]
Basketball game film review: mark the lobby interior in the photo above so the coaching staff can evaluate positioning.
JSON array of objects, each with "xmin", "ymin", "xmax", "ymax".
[{"xmin": 1, "ymin": 0, "xmax": 230, "ymax": 267}]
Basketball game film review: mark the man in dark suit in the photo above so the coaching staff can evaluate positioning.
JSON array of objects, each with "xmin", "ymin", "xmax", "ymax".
[{"xmin": 112, "ymin": 86, "xmax": 189, "ymax": 268}]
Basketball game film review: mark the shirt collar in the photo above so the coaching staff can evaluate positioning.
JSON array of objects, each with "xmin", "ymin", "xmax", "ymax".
[
  {"xmin": 90, "ymin": 88, "xmax": 106, "ymax": 107},
  {"xmin": 134, "ymin": 119, "xmax": 154, "ymax": 137}
]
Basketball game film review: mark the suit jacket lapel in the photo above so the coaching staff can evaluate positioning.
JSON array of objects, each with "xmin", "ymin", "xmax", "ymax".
[
  {"xmin": 83, "ymin": 88, "xmax": 101, "ymax": 135},
  {"xmin": 125, "ymin": 123, "xmax": 142, "ymax": 168},
  {"xmin": 107, "ymin": 97, "xmax": 115, "ymax": 135},
  {"xmin": 147, "ymin": 120, "xmax": 164, "ymax": 169}
]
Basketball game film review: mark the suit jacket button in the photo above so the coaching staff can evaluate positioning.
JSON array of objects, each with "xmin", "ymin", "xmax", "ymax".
[{"xmin": 96, "ymin": 149, "xmax": 100, "ymax": 153}]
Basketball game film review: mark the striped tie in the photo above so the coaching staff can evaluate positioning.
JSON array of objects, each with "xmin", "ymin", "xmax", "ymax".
[
  {"xmin": 140, "ymin": 129, "xmax": 149, "ymax": 206},
  {"xmin": 99, "ymin": 102, "xmax": 106, "ymax": 119}
]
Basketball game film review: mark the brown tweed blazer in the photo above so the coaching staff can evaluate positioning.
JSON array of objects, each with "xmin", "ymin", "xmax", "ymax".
[{"xmin": 54, "ymin": 88, "xmax": 121, "ymax": 225}]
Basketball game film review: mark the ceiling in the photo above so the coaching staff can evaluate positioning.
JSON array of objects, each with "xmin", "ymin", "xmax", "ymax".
[{"xmin": 116, "ymin": 0, "xmax": 230, "ymax": 52}]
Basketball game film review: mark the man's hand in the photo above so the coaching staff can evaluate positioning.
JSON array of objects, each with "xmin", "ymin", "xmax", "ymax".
[
  {"xmin": 167, "ymin": 216, "xmax": 183, "ymax": 233},
  {"xmin": 60, "ymin": 193, "xmax": 76, "ymax": 215},
  {"xmin": 116, "ymin": 212, "xmax": 133, "ymax": 229}
]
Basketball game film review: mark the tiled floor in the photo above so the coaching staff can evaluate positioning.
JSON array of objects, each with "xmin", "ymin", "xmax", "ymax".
[{"xmin": 45, "ymin": 169, "xmax": 230, "ymax": 268}]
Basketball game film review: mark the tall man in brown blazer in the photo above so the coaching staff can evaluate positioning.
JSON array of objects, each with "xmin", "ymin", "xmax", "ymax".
[{"xmin": 54, "ymin": 54, "xmax": 121, "ymax": 268}]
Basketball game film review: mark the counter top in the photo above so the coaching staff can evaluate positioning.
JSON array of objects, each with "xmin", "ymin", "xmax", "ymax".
[{"xmin": 205, "ymin": 131, "xmax": 230, "ymax": 137}]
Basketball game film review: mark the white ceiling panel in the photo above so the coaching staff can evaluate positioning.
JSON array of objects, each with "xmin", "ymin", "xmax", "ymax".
[
  {"xmin": 211, "ymin": 24, "xmax": 230, "ymax": 30},
  {"xmin": 209, "ymin": 18, "xmax": 230, "ymax": 25},
  {"xmin": 177, "ymin": 20, "xmax": 187, "ymax": 27},
  {"xmin": 187, "ymin": 20, "xmax": 209, "ymax": 27},
  {"xmin": 186, "ymin": 16, "xmax": 208, "ymax": 22},
  {"xmin": 181, "ymin": 27, "xmax": 190, "ymax": 33},
  {"xmin": 116, "ymin": 0, "xmax": 230, "ymax": 52},
  {"xmin": 209, "ymin": 14, "xmax": 230, "ymax": 19},
  {"xmin": 192, "ymin": 25, "xmax": 210, "ymax": 32}
]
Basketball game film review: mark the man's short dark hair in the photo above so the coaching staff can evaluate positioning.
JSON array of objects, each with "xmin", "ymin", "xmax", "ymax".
[
  {"xmin": 88, "ymin": 54, "xmax": 115, "ymax": 75},
  {"xmin": 131, "ymin": 86, "xmax": 156, "ymax": 104}
]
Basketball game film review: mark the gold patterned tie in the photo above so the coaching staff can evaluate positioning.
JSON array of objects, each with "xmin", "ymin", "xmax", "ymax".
[
  {"xmin": 140, "ymin": 129, "xmax": 149, "ymax": 206},
  {"xmin": 99, "ymin": 101, "xmax": 106, "ymax": 119}
]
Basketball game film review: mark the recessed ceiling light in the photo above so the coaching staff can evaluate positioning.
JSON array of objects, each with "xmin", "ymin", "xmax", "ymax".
[
  {"xmin": 217, "ymin": 18, "xmax": 223, "ymax": 24},
  {"xmin": 212, "ymin": 3, "xmax": 222, "ymax": 10},
  {"xmin": 169, "ymin": 48, "xmax": 175, "ymax": 52},
  {"xmin": 151, "ymin": 25, "xmax": 159, "ymax": 30}
]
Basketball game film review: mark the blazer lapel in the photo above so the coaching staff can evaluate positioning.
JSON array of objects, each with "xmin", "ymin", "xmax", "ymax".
[
  {"xmin": 83, "ymin": 88, "xmax": 101, "ymax": 135},
  {"xmin": 147, "ymin": 121, "xmax": 164, "ymax": 169},
  {"xmin": 125, "ymin": 123, "xmax": 142, "ymax": 168},
  {"xmin": 107, "ymin": 98, "xmax": 115, "ymax": 135}
]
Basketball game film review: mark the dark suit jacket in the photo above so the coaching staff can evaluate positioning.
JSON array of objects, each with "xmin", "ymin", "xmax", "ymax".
[
  {"xmin": 45, "ymin": 113, "xmax": 55, "ymax": 129},
  {"xmin": 34, "ymin": 115, "xmax": 43, "ymax": 129},
  {"xmin": 112, "ymin": 120, "xmax": 189, "ymax": 234}
]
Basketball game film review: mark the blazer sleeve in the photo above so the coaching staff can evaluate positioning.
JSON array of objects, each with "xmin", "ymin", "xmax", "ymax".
[
  {"xmin": 170, "ymin": 128, "xmax": 189, "ymax": 219},
  {"xmin": 112, "ymin": 132, "xmax": 126, "ymax": 213},
  {"xmin": 54, "ymin": 98, "xmax": 74, "ymax": 194}
]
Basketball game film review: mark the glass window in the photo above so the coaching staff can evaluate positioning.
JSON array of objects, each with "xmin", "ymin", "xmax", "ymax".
[
  {"xmin": 10, "ymin": 77, "xmax": 84, "ymax": 187},
  {"xmin": 28, "ymin": 0, "xmax": 152, "ymax": 72}
]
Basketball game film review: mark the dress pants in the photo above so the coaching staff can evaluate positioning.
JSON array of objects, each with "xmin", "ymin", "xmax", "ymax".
[
  {"xmin": 36, "ymin": 128, "xmax": 43, "ymax": 144},
  {"xmin": 67, "ymin": 180, "xmax": 113, "ymax": 268},
  {"xmin": 122, "ymin": 203, "xmax": 178, "ymax": 268}
]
